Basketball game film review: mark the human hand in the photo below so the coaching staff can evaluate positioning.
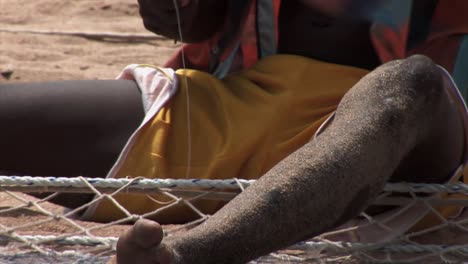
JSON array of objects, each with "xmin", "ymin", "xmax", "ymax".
[
  {"xmin": 138, "ymin": 0, "xmax": 196, "ymax": 40},
  {"xmin": 137, "ymin": 0, "xmax": 227, "ymax": 43},
  {"xmin": 115, "ymin": 219, "xmax": 175, "ymax": 264}
]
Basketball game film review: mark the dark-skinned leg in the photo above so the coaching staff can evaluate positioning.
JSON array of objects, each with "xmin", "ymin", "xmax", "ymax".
[
  {"xmin": 0, "ymin": 80, "xmax": 144, "ymax": 208},
  {"xmin": 116, "ymin": 55, "xmax": 464, "ymax": 264}
]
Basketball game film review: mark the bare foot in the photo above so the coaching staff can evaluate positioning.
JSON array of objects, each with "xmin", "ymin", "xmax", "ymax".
[{"xmin": 115, "ymin": 219, "xmax": 175, "ymax": 264}]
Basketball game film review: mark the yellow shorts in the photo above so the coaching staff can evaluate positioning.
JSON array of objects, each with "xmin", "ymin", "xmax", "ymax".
[{"xmin": 84, "ymin": 55, "xmax": 369, "ymax": 223}]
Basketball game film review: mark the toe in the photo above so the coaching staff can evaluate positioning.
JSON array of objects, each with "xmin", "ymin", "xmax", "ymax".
[
  {"xmin": 116, "ymin": 219, "xmax": 166, "ymax": 264},
  {"xmin": 132, "ymin": 219, "xmax": 164, "ymax": 249}
]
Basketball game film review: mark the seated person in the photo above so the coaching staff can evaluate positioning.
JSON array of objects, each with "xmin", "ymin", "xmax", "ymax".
[{"xmin": 0, "ymin": 0, "xmax": 467, "ymax": 263}]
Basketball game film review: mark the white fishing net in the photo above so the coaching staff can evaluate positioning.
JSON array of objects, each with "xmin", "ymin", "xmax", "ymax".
[{"xmin": 0, "ymin": 176, "xmax": 467, "ymax": 263}]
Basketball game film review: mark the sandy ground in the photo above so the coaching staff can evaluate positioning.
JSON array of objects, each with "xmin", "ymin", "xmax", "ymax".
[{"xmin": 0, "ymin": 0, "xmax": 177, "ymax": 82}]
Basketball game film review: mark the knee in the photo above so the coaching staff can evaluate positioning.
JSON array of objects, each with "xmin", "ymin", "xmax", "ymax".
[
  {"xmin": 381, "ymin": 55, "xmax": 450, "ymax": 138},
  {"xmin": 382, "ymin": 54, "xmax": 443, "ymax": 100},
  {"xmin": 401, "ymin": 54, "xmax": 442, "ymax": 87},
  {"xmin": 338, "ymin": 54, "xmax": 447, "ymax": 138},
  {"xmin": 365, "ymin": 54, "xmax": 445, "ymax": 114}
]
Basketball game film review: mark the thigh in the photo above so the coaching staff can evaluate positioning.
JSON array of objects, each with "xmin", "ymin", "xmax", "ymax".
[{"xmin": 0, "ymin": 79, "xmax": 144, "ymax": 178}]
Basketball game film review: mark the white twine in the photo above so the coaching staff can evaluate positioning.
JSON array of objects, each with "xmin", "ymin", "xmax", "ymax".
[
  {"xmin": 0, "ymin": 176, "xmax": 254, "ymax": 190},
  {"xmin": 2, "ymin": 234, "xmax": 468, "ymax": 255},
  {"xmin": 0, "ymin": 235, "xmax": 116, "ymax": 246},
  {"xmin": 1, "ymin": 176, "xmax": 468, "ymax": 194},
  {"xmin": 294, "ymin": 241, "xmax": 468, "ymax": 254}
]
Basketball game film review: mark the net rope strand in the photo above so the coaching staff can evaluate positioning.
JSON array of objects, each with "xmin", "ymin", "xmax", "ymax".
[
  {"xmin": 2, "ymin": 234, "xmax": 468, "ymax": 255},
  {"xmin": 1, "ymin": 176, "xmax": 468, "ymax": 194}
]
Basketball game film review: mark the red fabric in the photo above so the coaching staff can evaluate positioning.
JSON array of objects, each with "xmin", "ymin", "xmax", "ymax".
[
  {"xmin": 370, "ymin": 21, "xmax": 410, "ymax": 62},
  {"xmin": 241, "ymin": 0, "xmax": 281, "ymax": 69},
  {"xmin": 428, "ymin": 0, "xmax": 468, "ymax": 40},
  {"xmin": 240, "ymin": 2, "xmax": 258, "ymax": 69},
  {"xmin": 163, "ymin": 34, "xmax": 219, "ymax": 71},
  {"xmin": 409, "ymin": 0, "xmax": 468, "ymax": 72},
  {"xmin": 409, "ymin": 35, "xmax": 463, "ymax": 72},
  {"xmin": 164, "ymin": 0, "xmax": 281, "ymax": 73}
]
